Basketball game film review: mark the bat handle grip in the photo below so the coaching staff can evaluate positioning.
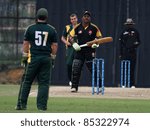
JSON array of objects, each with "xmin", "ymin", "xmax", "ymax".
[{"xmin": 80, "ymin": 44, "xmax": 87, "ymax": 47}]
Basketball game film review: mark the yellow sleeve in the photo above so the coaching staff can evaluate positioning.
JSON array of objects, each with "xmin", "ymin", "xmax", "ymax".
[
  {"xmin": 69, "ymin": 23, "xmax": 80, "ymax": 37},
  {"xmin": 96, "ymin": 28, "xmax": 102, "ymax": 37},
  {"xmin": 69, "ymin": 28, "xmax": 75, "ymax": 37},
  {"xmin": 66, "ymin": 25, "xmax": 70, "ymax": 33},
  {"xmin": 91, "ymin": 23, "xmax": 102, "ymax": 37}
]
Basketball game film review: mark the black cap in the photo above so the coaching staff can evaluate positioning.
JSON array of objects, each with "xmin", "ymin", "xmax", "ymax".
[
  {"xmin": 83, "ymin": 11, "xmax": 91, "ymax": 16},
  {"xmin": 37, "ymin": 8, "xmax": 48, "ymax": 19}
]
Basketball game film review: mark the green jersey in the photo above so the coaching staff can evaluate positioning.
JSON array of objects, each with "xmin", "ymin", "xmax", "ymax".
[{"xmin": 24, "ymin": 22, "xmax": 57, "ymax": 56}]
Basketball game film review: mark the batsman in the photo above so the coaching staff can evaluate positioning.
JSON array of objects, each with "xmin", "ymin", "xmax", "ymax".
[{"xmin": 69, "ymin": 11, "xmax": 103, "ymax": 92}]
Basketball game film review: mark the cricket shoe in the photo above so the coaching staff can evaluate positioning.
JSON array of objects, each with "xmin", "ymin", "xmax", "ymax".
[
  {"xmin": 71, "ymin": 87, "xmax": 78, "ymax": 93},
  {"xmin": 38, "ymin": 108, "xmax": 47, "ymax": 111},
  {"xmin": 131, "ymin": 86, "xmax": 135, "ymax": 88}
]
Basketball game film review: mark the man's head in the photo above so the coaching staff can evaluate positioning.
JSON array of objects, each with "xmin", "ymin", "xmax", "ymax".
[
  {"xmin": 82, "ymin": 11, "xmax": 91, "ymax": 25},
  {"xmin": 36, "ymin": 8, "xmax": 48, "ymax": 20},
  {"xmin": 70, "ymin": 13, "xmax": 78, "ymax": 26}
]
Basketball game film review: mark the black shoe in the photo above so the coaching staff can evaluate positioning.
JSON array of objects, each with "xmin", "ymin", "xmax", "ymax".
[
  {"xmin": 71, "ymin": 87, "xmax": 78, "ymax": 93},
  {"xmin": 38, "ymin": 109, "xmax": 47, "ymax": 111},
  {"xmin": 38, "ymin": 107, "xmax": 47, "ymax": 111},
  {"xmin": 15, "ymin": 106, "xmax": 27, "ymax": 110}
]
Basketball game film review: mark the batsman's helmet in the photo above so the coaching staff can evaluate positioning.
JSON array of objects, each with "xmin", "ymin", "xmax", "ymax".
[{"xmin": 36, "ymin": 8, "xmax": 48, "ymax": 20}]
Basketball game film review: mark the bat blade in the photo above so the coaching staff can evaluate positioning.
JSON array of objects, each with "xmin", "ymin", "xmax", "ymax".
[{"xmin": 86, "ymin": 37, "xmax": 113, "ymax": 47}]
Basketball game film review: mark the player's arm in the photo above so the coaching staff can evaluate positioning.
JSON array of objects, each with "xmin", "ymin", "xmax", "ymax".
[
  {"xmin": 51, "ymin": 42, "xmax": 58, "ymax": 56},
  {"xmin": 21, "ymin": 40, "xmax": 30, "ymax": 67},
  {"xmin": 96, "ymin": 27, "xmax": 102, "ymax": 39},
  {"xmin": 50, "ymin": 29, "xmax": 58, "ymax": 59},
  {"xmin": 68, "ymin": 28, "xmax": 76, "ymax": 44},
  {"xmin": 22, "ymin": 25, "xmax": 31, "ymax": 56},
  {"xmin": 133, "ymin": 30, "xmax": 141, "ymax": 48},
  {"xmin": 61, "ymin": 26, "xmax": 71, "ymax": 46},
  {"xmin": 22, "ymin": 40, "xmax": 30, "ymax": 56},
  {"xmin": 91, "ymin": 26, "xmax": 102, "ymax": 48},
  {"xmin": 68, "ymin": 23, "xmax": 81, "ymax": 44},
  {"xmin": 61, "ymin": 36, "xmax": 71, "ymax": 46},
  {"xmin": 50, "ymin": 42, "xmax": 58, "ymax": 68},
  {"xmin": 68, "ymin": 28, "xmax": 80, "ymax": 51}
]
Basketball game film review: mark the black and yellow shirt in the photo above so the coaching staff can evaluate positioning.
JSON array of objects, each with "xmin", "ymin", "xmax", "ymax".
[
  {"xmin": 62, "ymin": 24, "xmax": 73, "ymax": 41},
  {"xmin": 70, "ymin": 23, "xmax": 102, "ymax": 51}
]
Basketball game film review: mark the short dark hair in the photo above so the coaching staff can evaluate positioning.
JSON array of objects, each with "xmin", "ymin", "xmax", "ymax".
[{"xmin": 70, "ymin": 13, "xmax": 77, "ymax": 18}]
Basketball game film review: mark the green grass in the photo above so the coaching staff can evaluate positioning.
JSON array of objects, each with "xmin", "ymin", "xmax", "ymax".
[{"xmin": 0, "ymin": 84, "xmax": 150, "ymax": 113}]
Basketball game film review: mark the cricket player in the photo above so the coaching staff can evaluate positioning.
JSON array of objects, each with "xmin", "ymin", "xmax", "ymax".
[
  {"xmin": 119, "ymin": 18, "xmax": 141, "ymax": 88},
  {"xmin": 61, "ymin": 13, "xmax": 78, "ymax": 86},
  {"xmin": 69, "ymin": 11, "xmax": 102, "ymax": 92},
  {"xmin": 16, "ymin": 8, "xmax": 58, "ymax": 110}
]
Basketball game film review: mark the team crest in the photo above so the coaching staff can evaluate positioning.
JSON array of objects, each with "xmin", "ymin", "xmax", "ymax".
[
  {"xmin": 78, "ymin": 30, "xmax": 82, "ymax": 34},
  {"xmin": 88, "ymin": 30, "xmax": 92, "ymax": 35}
]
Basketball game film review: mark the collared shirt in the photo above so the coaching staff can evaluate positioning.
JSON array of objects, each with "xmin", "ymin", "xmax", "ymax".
[
  {"xmin": 119, "ymin": 27, "xmax": 140, "ymax": 58},
  {"xmin": 62, "ymin": 24, "xmax": 73, "ymax": 40},
  {"xmin": 70, "ymin": 22, "xmax": 102, "ymax": 52}
]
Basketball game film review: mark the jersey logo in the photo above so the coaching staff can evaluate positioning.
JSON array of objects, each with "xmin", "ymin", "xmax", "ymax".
[
  {"xmin": 88, "ymin": 30, "xmax": 92, "ymax": 35},
  {"xmin": 78, "ymin": 30, "xmax": 82, "ymax": 34}
]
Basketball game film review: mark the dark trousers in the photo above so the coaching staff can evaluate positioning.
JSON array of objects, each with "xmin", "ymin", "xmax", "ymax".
[
  {"xmin": 130, "ymin": 58, "xmax": 136, "ymax": 86},
  {"xmin": 66, "ymin": 47, "xmax": 75, "ymax": 81},
  {"xmin": 16, "ymin": 56, "xmax": 51, "ymax": 110},
  {"xmin": 67, "ymin": 65, "xmax": 72, "ymax": 81},
  {"xmin": 72, "ymin": 51, "xmax": 99, "ymax": 88}
]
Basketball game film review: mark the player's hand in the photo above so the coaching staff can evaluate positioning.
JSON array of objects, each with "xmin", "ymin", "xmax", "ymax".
[
  {"xmin": 66, "ymin": 41, "xmax": 72, "ymax": 46},
  {"xmin": 21, "ymin": 56, "xmax": 28, "ymax": 67},
  {"xmin": 50, "ymin": 54, "xmax": 56, "ymax": 68},
  {"xmin": 91, "ymin": 43, "xmax": 99, "ymax": 48}
]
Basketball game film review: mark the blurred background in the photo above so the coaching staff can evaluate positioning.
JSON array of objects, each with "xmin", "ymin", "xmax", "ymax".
[{"xmin": 0, "ymin": 0, "xmax": 150, "ymax": 87}]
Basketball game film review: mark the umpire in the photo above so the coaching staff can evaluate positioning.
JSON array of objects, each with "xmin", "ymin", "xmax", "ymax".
[
  {"xmin": 16, "ymin": 8, "xmax": 58, "ymax": 111},
  {"xmin": 119, "ymin": 18, "xmax": 141, "ymax": 88}
]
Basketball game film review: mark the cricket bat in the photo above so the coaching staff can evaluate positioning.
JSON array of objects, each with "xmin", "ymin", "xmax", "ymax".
[{"xmin": 80, "ymin": 37, "xmax": 113, "ymax": 48}]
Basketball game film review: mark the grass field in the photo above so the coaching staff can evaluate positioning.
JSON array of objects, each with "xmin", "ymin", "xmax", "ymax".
[{"xmin": 0, "ymin": 84, "xmax": 150, "ymax": 113}]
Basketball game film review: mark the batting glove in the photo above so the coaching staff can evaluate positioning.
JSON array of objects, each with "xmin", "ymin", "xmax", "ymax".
[
  {"xmin": 72, "ymin": 42, "xmax": 81, "ymax": 51},
  {"xmin": 21, "ymin": 52, "xmax": 28, "ymax": 67},
  {"xmin": 91, "ymin": 43, "xmax": 99, "ymax": 48},
  {"xmin": 21, "ymin": 56, "xmax": 28, "ymax": 67}
]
